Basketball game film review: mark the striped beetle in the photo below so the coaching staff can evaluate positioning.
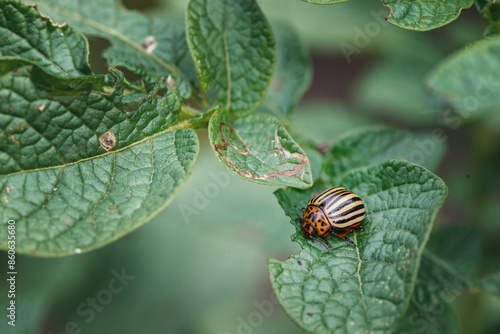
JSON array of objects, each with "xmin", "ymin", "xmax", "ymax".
[{"xmin": 299, "ymin": 187, "xmax": 366, "ymax": 252}]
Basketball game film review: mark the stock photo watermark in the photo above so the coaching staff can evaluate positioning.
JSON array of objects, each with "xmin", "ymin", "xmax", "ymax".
[
  {"xmin": 400, "ymin": 277, "xmax": 468, "ymax": 334},
  {"xmin": 178, "ymin": 170, "xmax": 231, "ymax": 224},
  {"xmin": 340, "ymin": 9, "xmax": 388, "ymax": 64},
  {"xmin": 404, "ymin": 72, "xmax": 500, "ymax": 166},
  {"xmin": 47, "ymin": 267, "xmax": 135, "ymax": 334},
  {"xmin": 225, "ymin": 291, "xmax": 278, "ymax": 334},
  {"xmin": 6, "ymin": 219, "xmax": 16, "ymax": 327},
  {"xmin": 405, "ymin": 129, "xmax": 446, "ymax": 166},
  {"xmin": 441, "ymin": 73, "xmax": 500, "ymax": 129}
]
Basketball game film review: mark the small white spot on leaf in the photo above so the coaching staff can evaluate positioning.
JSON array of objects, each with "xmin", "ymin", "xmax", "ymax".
[
  {"xmin": 141, "ymin": 36, "xmax": 157, "ymax": 53},
  {"xmin": 166, "ymin": 75, "xmax": 176, "ymax": 88}
]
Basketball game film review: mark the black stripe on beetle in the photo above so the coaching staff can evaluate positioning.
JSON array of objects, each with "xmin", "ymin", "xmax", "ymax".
[{"xmin": 299, "ymin": 187, "xmax": 366, "ymax": 252}]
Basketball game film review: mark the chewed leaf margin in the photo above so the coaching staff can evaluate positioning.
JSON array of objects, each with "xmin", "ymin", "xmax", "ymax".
[{"xmin": 208, "ymin": 109, "xmax": 312, "ymax": 189}]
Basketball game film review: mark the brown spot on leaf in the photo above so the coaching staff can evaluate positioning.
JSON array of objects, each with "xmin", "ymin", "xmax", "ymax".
[
  {"xmin": 38, "ymin": 104, "xmax": 47, "ymax": 112},
  {"xmin": 167, "ymin": 75, "xmax": 176, "ymax": 88},
  {"xmin": 316, "ymin": 143, "xmax": 332, "ymax": 155},
  {"xmin": 381, "ymin": 0, "xmax": 393, "ymax": 20},
  {"xmin": 99, "ymin": 131, "xmax": 116, "ymax": 151}
]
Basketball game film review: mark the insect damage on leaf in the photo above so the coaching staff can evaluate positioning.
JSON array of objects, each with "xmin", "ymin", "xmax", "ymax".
[
  {"xmin": 167, "ymin": 75, "xmax": 176, "ymax": 88},
  {"xmin": 381, "ymin": 0, "xmax": 393, "ymax": 20},
  {"xmin": 213, "ymin": 122, "xmax": 309, "ymax": 180},
  {"xmin": 141, "ymin": 36, "xmax": 158, "ymax": 53},
  {"xmin": 99, "ymin": 131, "xmax": 116, "ymax": 151}
]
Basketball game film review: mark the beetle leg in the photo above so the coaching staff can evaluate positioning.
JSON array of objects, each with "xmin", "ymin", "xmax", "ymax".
[
  {"xmin": 329, "ymin": 230, "xmax": 358, "ymax": 247},
  {"xmin": 344, "ymin": 235, "xmax": 357, "ymax": 247},
  {"xmin": 311, "ymin": 237, "xmax": 331, "ymax": 253},
  {"xmin": 345, "ymin": 226, "xmax": 364, "ymax": 234}
]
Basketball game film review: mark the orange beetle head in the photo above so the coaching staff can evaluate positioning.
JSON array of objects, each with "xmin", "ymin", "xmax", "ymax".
[{"xmin": 302, "ymin": 205, "xmax": 330, "ymax": 237}]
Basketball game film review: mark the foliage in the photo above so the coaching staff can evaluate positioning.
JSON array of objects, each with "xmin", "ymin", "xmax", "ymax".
[{"xmin": 1, "ymin": 0, "xmax": 500, "ymax": 333}]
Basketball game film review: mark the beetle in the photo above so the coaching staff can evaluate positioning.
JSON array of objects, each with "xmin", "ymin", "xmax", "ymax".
[{"xmin": 299, "ymin": 187, "xmax": 366, "ymax": 252}]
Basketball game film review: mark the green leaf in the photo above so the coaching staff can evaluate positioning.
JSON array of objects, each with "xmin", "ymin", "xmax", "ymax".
[
  {"xmin": 208, "ymin": 109, "xmax": 312, "ymax": 188},
  {"xmin": 269, "ymin": 160, "xmax": 448, "ymax": 334},
  {"xmin": 255, "ymin": 22, "xmax": 312, "ymax": 118},
  {"xmin": 425, "ymin": 225, "xmax": 500, "ymax": 296},
  {"xmin": 0, "ymin": 67, "xmax": 199, "ymax": 256},
  {"xmin": 397, "ymin": 301, "xmax": 459, "ymax": 334},
  {"xmin": 292, "ymin": 103, "xmax": 375, "ymax": 146},
  {"xmin": 0, "ymin": 292, "xmax": 46, "ymax": 333},
  {"xmin": 260, "ymin": 0, "xmax": 445, "ymax": 57},
  {"xmin": 397, "ymin": 252, "xmax": 469, "ymax": 334},
  {"xmin": 323, "ymin": 127, "xmax": 446, "ymax": 179},
  {"xmin": 302, "ymin": 145, "xmax": 323, "ymax": 183},
  {"xmin": 186, "ymin": 0, "xmax": 276, "ymax": 116},
  {"xmin": 354, "ymin": 58, "xmax": 443, "ymax": 124},
  {"xmin": 426, "ymin": 225, "xmax": 485, "ymax": 278},
  {"xmin": 26, "ymin": 0, "xmax": 192, "ymax": 98},
  {"xmin": 476, "ymin": 0, "xmax": 500, "ymax": 37},
  {"xmin": 383, "ymin": 0, "xmax": 474, "ymax": 31},
  {"xmin": 427, "ymin": 37, "xmax": 500, "ymax": 118},
  {"xmin": 476, "ymin": 0, "xmax": 496, "ymax": 13},
  {"xmin": 0, "ymin": 1, "xmax": 104, "ymax": 92},
  {"xmin": 478, "ymin": 273, "xmax": 500, "ymax": 297}
]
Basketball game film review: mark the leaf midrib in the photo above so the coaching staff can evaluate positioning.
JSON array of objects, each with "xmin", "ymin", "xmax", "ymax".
[
  {"xmin": 0, "ymin": 120, "xmax": 193, "ymax": 178},
  {"xmin": 354, "ymin": 232, "xmax": 370, "ymax": 327}
]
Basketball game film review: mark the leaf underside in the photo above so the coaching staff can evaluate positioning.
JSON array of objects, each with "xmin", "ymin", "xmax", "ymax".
[
  {"xmin": 25, "ymin": 0, "xmax": 193, "ymax": 98},
  {"xmin": 0, "ymin": 0, "xmax": 104, "ymax": 92}
]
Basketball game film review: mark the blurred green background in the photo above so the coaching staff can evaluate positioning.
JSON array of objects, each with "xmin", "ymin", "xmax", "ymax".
[{"xmin": 2, "ymin": 0, "xmax": 500, "ymax": 333}]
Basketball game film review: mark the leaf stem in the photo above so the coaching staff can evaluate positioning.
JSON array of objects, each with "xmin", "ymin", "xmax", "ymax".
[{"xmin": 180, "ymin": 105, "xmax": 202, "ymax": 118}]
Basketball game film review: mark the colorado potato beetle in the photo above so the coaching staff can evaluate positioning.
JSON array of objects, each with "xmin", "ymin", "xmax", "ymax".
[{"xmin": 299, "ymin": 187, "xmax": 366, "ymax": 252}]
